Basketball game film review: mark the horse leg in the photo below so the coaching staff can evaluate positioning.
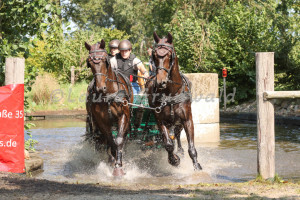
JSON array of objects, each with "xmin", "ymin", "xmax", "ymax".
[
  {"xmin": 175, "ymin": 125, "xmax": 184, "ymax": 156},
  {"xmin": 160, "ymin": 124, "xmax": 180, "ymax": 166},
  {"xmin": 106, "ymin": 145, "xmax": 115, "ymax": 167},
  {"xmin": 183, "ymin": 117, "xmax": 202, "ymax": 170},
  {"xmin": 113, "ymin": 113, "xmax": 129, "ymax": 176}
]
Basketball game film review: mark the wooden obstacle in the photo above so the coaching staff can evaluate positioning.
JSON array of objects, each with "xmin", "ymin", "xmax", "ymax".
[
  {"xmin": 256, "ymin": 52, "xmax": 300, "ymax": 179},
  {"xmin": 182, "ymin": 73, "xmax": 220, "ymax": 143}
]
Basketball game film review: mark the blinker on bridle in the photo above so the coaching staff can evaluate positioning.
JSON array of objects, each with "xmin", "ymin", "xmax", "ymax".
[
  {"xmin": 153, "ymin": 43, "xmax": 175, "ymax": 77},
  {"xmin": 88, "ymin": 49, "xmax": 109, "ymax": 77}
]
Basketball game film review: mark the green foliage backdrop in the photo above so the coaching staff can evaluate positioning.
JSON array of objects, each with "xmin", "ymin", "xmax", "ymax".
[{"xmin": 1, "ymin": 0, "xmax": 299, "ymax": 103}]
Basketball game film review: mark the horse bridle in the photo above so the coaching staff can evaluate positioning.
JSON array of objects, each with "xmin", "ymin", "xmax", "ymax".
[
  {"xmin": 88, "ymin": 49, "xmax": 109, "ymax": 78},
  {"xmin": 152, "ymin": 43, "xmax": 176, "ymax": 78}
]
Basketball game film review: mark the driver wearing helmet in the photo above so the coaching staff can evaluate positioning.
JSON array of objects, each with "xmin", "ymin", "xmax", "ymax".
[
  {"xmin": 108, "ymin": 39, "xmax": 120, "ymax": 59},
  {"xmin": 110, "ymin": 40, "xmax": 149, "ymax": 94}
]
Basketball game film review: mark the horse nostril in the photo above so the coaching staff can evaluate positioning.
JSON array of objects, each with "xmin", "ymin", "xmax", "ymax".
[{"xmin": 103, "ymin": 87, "xmax": 106, "ymax": 91}]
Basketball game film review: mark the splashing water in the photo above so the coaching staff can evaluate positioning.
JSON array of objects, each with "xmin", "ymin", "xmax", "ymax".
[{"xmin": 30, "ymin": 119, "xmax": 300, "ymax": 184}]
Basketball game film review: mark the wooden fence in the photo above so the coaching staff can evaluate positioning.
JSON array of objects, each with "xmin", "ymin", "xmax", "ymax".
[{"xmin": 256, "ymin": 52, "xmax": 300, "ymax": 179}]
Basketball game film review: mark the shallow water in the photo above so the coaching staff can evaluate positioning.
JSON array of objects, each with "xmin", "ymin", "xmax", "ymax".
[{"xmin": 27, "ymin": 119, "xmax": 300, "ymax": 184}]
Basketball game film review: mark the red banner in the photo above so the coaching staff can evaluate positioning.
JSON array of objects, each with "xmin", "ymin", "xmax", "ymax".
[{"xmin": 0, "ymin": 84, "xmax": 24, "ymax": 173}]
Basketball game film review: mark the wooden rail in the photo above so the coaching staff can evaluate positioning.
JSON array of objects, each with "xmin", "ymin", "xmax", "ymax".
[{"xmin": 263, "ymin": 91, "xmax": 300, "ymax": 100}]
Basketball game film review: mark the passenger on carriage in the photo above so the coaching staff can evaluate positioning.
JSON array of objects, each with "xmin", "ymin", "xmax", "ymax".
[
  {"xmin": 147, "ymin": 47, "xmax": 156, "ymax": 76},
  {"xmin": 110, "ymin": 40, "xmax": 149, "ymax": 95},
  {"xmin": 108, "ymin": 39, "xmax": 120, "ymax": 59}
]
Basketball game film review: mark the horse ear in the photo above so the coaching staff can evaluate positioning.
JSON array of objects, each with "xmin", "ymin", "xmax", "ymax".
[
  {"xmin": 166, "ymin": 32, "xmax": 173, "ymax": 44},
  {"xmin": 153, "ymin": 32, "xmax": 160, "ymax": 43},
  {"xmin": 85, "ymin": 42, "xmax": 91, "ymax": 51},
  {"xmin": 99, "ymin": 39, "xmax": 105, "ymax": 49}
]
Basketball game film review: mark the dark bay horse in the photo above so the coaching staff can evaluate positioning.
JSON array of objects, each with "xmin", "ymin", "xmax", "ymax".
[
  {"xmin": 84, "ymin": 40, "xmax": 133, "ymax": 176},
  {"xmin": 146, "ymin": 32, "xmax": 202, "ymax": 170}
]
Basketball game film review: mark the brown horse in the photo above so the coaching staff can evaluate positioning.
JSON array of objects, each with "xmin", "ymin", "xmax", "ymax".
[
  {"xmin": 146, "ymin": 32, "xmax": 202, "ymax": 170},
  {"xmin": 84, "ymin": 40, "xmax": 133, "ymax": 176}
]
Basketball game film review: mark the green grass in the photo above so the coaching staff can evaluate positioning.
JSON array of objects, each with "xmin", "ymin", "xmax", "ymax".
[{"xmin": 27, "ymin": 82, "xmax": 88, "ymax": 112}]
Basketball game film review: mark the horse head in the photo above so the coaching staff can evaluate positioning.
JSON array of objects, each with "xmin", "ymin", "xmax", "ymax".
[
  {"xmin": 152, "ymin": 32, "xmax": 176, "ymax": 89},
  {"xmin": 85, "ymin": 39, "xmax": 109, "ymax": 93}
]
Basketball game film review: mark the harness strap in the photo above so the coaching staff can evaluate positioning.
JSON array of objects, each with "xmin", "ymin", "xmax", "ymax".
[
  {"xmin": 156, "ymin": 43, "xmax": 174, "ymax": 49},
  {"xmin": 94, "ymin": 73, "xmax": 107, "ymax": 77}
]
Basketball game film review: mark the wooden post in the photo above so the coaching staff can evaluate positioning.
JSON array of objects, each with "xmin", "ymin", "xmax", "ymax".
[
  {"xmin": 223, "ymin": 77, "xmax": 226, "ymax": 110},
  {"xmin": 5, "ymin": 58, "xmax": 25, "ymax": 85},
  {"xmin": 71, "ymin": 66, "xmax": 75, "ymax": 85},
  {"xmin": 256, "ymin": 52, "xmax": 275, "ymax": 179}
]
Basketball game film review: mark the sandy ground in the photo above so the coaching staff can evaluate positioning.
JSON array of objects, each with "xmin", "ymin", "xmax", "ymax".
[{"xmin": 0, "ymin": 172, "xmax": 299, "ymax": 200}]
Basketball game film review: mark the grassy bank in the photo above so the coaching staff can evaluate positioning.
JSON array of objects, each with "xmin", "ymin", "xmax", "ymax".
[{"xmin": 27, "ymin": 81, "xmax": 88, "ymax": 112}]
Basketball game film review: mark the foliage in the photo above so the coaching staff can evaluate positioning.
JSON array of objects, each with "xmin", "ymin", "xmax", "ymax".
[
  {"xmin": 62, "ymin": 0, "xmax": 300, "ymax": 103},
  {"xmin": 27, "ymin": 82, "xmax": 88, "ymax": 111},
  {"xmin": 0, "ymin": 0, "xmax": 61, "ymax": 149},
  {"xmin": 164, "ymin": 6, "xmax": 215, "ymax": 73},
  {"xmin": 30, "ymin": 73, "xmax": 60, "ymax": 105},
  {"xmin": 24, "ymin": 54, "xmax": 40, "ymax": 151},
  {"xmin": 63, "ymin": 0, "xmax": 180, "ymax": 59},
  {"xmin": 28, "ymin": 27, "xmax": 129, "ymax": 83},
  {"xmin": 273, "ymin": 0, "xmax": 300, "ymax": 90},
  {"xmin": 210, "ymin": 1, "xmax": 279, "ymax": 102},
  {"xmin": 0, "ymin": 0, "xmax": 60, "ymax": 85},
  {"xmin": 255, "ymin": 174, "xmax": 285, "ymax": 183},
  {"xmin": 2, "ymin": 0, "xmax": 299, "ymax": 107}
]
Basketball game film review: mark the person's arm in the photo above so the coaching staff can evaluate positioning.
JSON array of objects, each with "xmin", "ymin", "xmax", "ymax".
[
  {"xmin": 149, "ymin": 63, "xmax": 153, "ymax": 72},
  {"xmin": 137, "ymin": 62, "xmax": 149, "ymax": 78},
  {"xmin": 110, "ymin": 57, "xmax": 117, "ymax": 70}
]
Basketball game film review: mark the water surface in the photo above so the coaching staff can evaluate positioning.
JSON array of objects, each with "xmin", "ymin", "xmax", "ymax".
[{"xmin": 27, "ymin": 119, "xmax": 300, "ymax": 184}]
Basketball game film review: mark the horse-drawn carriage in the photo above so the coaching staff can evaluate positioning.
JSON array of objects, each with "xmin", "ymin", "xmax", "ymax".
[
  {"xmin": 123, "ymin": 94, "xmax": 162, "ymax": 145},
  {"xmin": 84, "ymin": 32, "xmax": 202, "ymax": 176}
]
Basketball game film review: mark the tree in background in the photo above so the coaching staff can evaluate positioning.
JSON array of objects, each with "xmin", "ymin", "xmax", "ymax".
[
  {"xmin": 0, "ymin": 0, "xmax": 62, "ymax": 150},
  {"xmin": 27, "ymin": 27, "xmax": 129, "ymax": 83},
  {"xmin": 5, "ymin": 0, "xmax": 297, "ymax": 104},
  {"xmin": 0, "ymin": 0, "xmax": 59, "ymax": 85},
  {"xmin": 38, "ymin": 0, "xmax": 300, "ymax": 102},
  {"xmin": 210, "ymin": 1, "xmax": 280, "ymax": 101},
  {"xmin": 63, "ymin": 0, "xmax": 179, "ymax": 54},
  {"xmin": 274, "ymin": 0, "xmax": 300, "ymax": 90},
  {"xmin": 164, "ymin": 3, "xmax": 220, "ymax": 73}
]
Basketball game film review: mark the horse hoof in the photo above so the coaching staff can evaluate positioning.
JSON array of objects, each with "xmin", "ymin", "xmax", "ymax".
[
  {"xmin": 168, "ymin": 154, "xmax": 180, "ymax": 167},
  {"xmin": 113, "ymin": 167, "xmax": 125, "ymax": 177},
  {"xmin": 194, "ymin": 163, "xmax": 202, "ymax": 171}
]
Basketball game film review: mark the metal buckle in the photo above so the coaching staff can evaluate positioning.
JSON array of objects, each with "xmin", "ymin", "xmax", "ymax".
[
  {"xmin": 155, "ymin": 107, "xmax": 161, "ymax": 113},
  {"xmin": 123, "ymin": 99, "xmax": 128, "ymax": 106}
]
